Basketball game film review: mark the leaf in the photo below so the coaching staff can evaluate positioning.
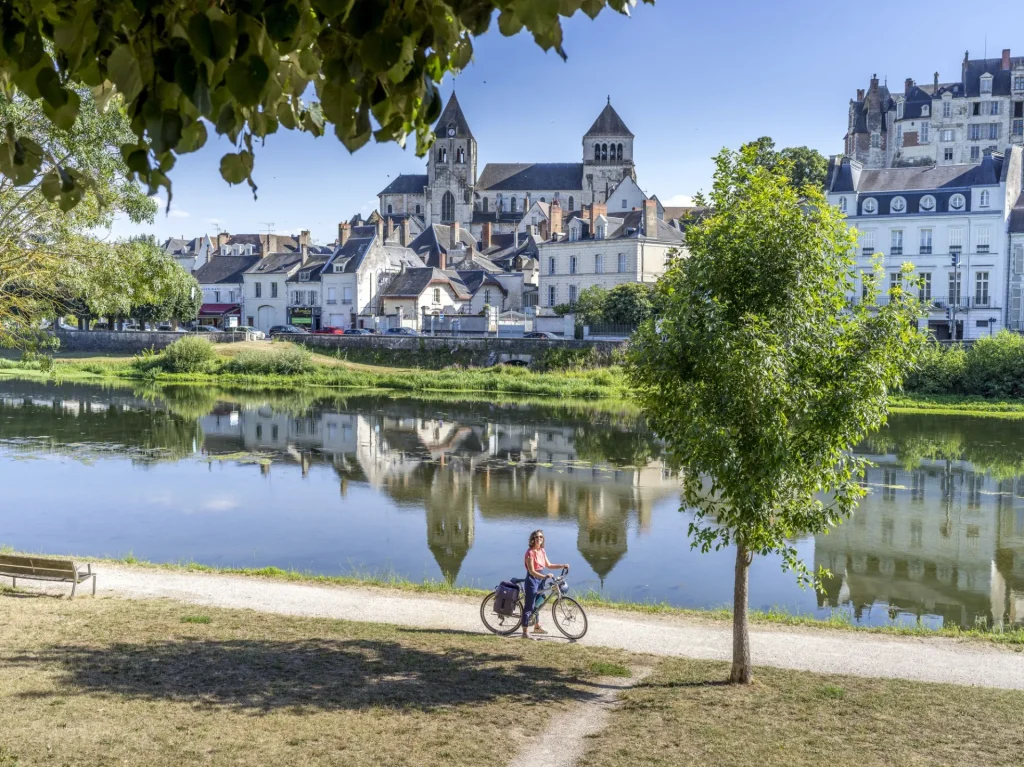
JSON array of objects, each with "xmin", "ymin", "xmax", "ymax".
[
  {"xmin": 497, "ymin": 11, "xmax": 524, "ymax": 36},
  {"xmin": 42, "ymin": 88, "xmax": 80, "ymax": 131},
  {"xmin": 219, "ymin": 150, "xmax": 253, "ymax": 185},
  {"xmin": 226, "ymin": 55, "xmax": 270, "ymax": 106},
  {"xmin": 107, "ymin": 44, "xmax": 143, "ymax": 102},
  {"xmin": 187, "ymin": 13, "xmax": 215, "ymax": 60},
  {"xmin": 173, "ymin": 53, "xmax": 199, "ymax": 101},
  {"xmin": 176, "ymin": 120, "xmax": 208, "ymax": 153},
  {"xmin": 36, "ymin": 66, "xmax": 68, "ymax": 107},
  {"xmin": 147, "ymin": 109, "xmax": 183, "ymax": 154},
  {"xmin": 0, "ymin": 127, "xmax": 44, "ymax": 186}
]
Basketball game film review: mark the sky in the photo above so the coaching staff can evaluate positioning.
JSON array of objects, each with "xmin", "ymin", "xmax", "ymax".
[{"xmin": 111, "ymin": 0, "xmax": 1024, "ymax": 246}]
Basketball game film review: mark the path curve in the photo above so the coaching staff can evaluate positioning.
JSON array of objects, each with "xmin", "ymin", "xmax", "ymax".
[{"xmin": 15, "ymin": 565, "xmax": 1024, "ymax": 690}]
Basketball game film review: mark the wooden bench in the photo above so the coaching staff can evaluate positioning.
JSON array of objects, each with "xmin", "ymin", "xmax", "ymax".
[{"xmin": 0, "ymin": 555, "xmax": 97, "ymax": 597}]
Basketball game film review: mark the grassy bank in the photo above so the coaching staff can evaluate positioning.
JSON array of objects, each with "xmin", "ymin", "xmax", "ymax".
[
  {"xmin": 7, "ymin": 549, "xmax": 1022, "ymax": 646},
  {"xmin": 2, "ymin": 592, "xmax": 1022, "ymax": 767}
]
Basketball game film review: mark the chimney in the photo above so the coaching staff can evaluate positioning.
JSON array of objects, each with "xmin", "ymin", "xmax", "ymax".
[
  {"xmin": 549, "ymin": 199, "xmax": 563, "ymax": 238},
  {"xmin": 299, "ymin": 229, "xmax": 310, "ymax": 264},
  {"xmin": 904, "ymin": 77, "xmax": 914, "ymax": 95},
  {"xmin": 339, "ymin": 222, "xmax": 351, "ymax": 248},
  {"xmin": 386, "ymin": 216, "xmax": 395, "ymax": 241},
  {"xmin": 870, "ymin": 74, "xmax": 879, "ymax": 92},
  {"xmin": 374, "ymin": 216, "xmax": 384, "ymax": 241},
  {"xmin": 400, "ymin": 218, "xmax": 411, "ymax": 247},
  {"xmin": 963, "ymin": 51, "xmax": 969, "ymax": 89},
  {"xmin": 539, "ymin": 219, "xmax": 549, "ymax": 241},
  {"xmin": 934, "ymin": 71, "xmax": 939, "ymax": 90},
  {"xmin": 217, "ymin": 232, "xmax": 230, "ymax": 255},
  {"xmin": 438, "ymin": 250, "xmax": 446, "ymax": 272},
  {"xmin": 449, "ymin": 221, "xmax": 460, "ymax": 252},
  {"xmin": 856, "ymin": 88, "xmax": 865, "ymax": 101},
  {"xmin": 590, "ymin": 202, "xmax": 607, "ymax": 233},
  {"xmin": 643, "ymin": 199, "xmax": 658, "ymax": 239},
  {"xmin": 1003, "ymin": 49, "xmax": 1012, "ymax": 71},
  {"xmin": 481, "ymin": 221, "xmax": 493, "ymax": 250}
]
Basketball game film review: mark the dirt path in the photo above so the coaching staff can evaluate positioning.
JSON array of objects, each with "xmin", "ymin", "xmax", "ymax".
[{"xmin": 15, "ymin": 564, "xmax": 1024, "ymax": 690}]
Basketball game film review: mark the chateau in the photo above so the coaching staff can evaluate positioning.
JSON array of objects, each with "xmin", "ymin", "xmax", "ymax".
[{"xmin": 378, "ymin": 94, "xmax": 639, "ymax": 238}]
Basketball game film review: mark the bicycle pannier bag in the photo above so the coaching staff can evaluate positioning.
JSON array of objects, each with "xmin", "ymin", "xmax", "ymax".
[{"xmin": 494, "ymin": 582, "xmax": 519, "ymax": 616}]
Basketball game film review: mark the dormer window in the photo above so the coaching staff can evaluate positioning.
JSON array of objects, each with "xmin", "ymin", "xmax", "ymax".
[
  {"xmin": 921, "ymin": 105, "xmax": 929, "ymax": 117},
  {"xmin": 596, "ymin": 225, "xmax": 606, "ymax": 240},
  {"xmin": 919, "ymin": 195, "xmax": 936, "ymax": 212},
  {"xmin": 942, "ymin": 100, "xmax": 952, "ymax": 119},
  {"xmin": 981, "ymin": 74, "xmax": 993, "ymax": 94},
  {"xmin": 299, "ymin": 272, "xmax": 310, "ymax": 282},
  {"xmin": 1015, "ymin": 75, "xmax": 1024, "ymax": 91},
  {"xmin": 862, "ymin": 198, "xmax": 878, "ymax": 215},
  {"xmin": 838, "ymin": 197, "xmax": 847, "ymax": 213},
  {"xmin": 980, "ymin": 190, "xmax": 991, "ymax": 208},
  {"xmin": 949, "ymin": 193, "xmax": 966, "ymax": 211},
  {"xmin": 896, "ymin": 100, "xmax": 904, "ymax": 119},
  {"xmin": 890, "ymin": 196, "xmax": 907, "ymax": 213}
]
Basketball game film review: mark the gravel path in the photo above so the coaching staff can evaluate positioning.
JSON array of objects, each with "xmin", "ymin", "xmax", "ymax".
[{"xmin": 16, "ymin": 565, "xmax": 1024, "ymax": 690}]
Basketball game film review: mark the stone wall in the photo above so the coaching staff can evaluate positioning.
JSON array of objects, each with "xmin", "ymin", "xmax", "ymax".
[{"xmin": 53, "ymin": 331, "xmax": 250, "ymax": 354}]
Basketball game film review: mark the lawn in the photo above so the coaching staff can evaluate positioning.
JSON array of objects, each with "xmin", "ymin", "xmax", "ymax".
[
  {"xmin": 0, "ymin": 592, "xmax": 635, "ymax": 767},
  {"xmin": 580, "ymin": 657, "xmax": 1024, "ymax": 767}
]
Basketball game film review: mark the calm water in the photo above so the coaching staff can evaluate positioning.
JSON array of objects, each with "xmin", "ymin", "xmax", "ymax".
[{"xmin": 2, "ymin": 378, "xmax": 1024, "ymax": 629}]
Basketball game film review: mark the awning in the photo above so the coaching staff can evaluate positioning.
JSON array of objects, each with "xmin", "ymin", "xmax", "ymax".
[{"xmin": 199, "ymin": 303, "xmax": 241, "ymax": 317}]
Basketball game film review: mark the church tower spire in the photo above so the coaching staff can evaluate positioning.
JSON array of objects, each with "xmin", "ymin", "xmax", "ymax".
[
  {"xmin": 582, "ymin": 99, "xmax": 636, "ymax": 205},
  {"xmin": 426, "ymin": 93, "xmax": 477, "ymax": 226}
]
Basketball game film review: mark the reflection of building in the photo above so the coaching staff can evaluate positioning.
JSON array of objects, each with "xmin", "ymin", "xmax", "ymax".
[{"xmin": 816, "ymin": 453, "xmax": 1024, "ymax": 628}]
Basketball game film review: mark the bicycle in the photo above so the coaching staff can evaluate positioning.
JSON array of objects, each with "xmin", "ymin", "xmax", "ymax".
[{"xmin": 480, "ymin": 567, "xmax": 588, "ymax": 641}]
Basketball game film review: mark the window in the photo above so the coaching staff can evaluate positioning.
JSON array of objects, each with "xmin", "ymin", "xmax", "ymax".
[
  {"xmin": 441, "ymin": 191, "xmax": 455, "ymax": 223},
  {"xmin": 941, "ymin": 129, "xmax": 954, "ymax": 142},
  {"xmin": 548, "ymin": 285, "xmax": 556, "ymax": 306},
  {"xmin": 896, "ymin": 101, "xmax": 904, "ymax": 119},
  {"xmin": 973, "ymin": 102, "xmax": 982, "ymax": 116},
  {"xmin": 919, "ymin": 272, "xmax": 932, "ymax": 302},
  {"xmin": 247, "ymin": 316, "xmax": 254, "ymax": 327},
  {"xmin": 861, "ymin": 271, "xmax": 874, "ymax": 300},
  {"xmin": 271, "ymin": 282, "xmax": 278, "ymax": 299},
  {"xmin": 981, "ymin": 76, "xmax": 993, "ymax": 94},
  {"xmin": 1015, "ymin": 245, "xmax": 1024, "ymax": 275},
  {"xmin": 919, "ymin": 195, "xmax": 936, "ymax": 212},
  {"xmin": 482, "ymin": 197, "xmax": 488, "ymax": 213},
  {"xmin": 977, "ymin": 226, "xmax": 990, "ymax": 253},
  {"xmin": 989, "ymin": 101, "xmax": 1000, "ymax": 115},
  {"xmin": 594, "ymin": 145, "xmax": 601, "ymax": 161},
  {"xmin": 569, "ymin": 225, "xmax": 579, "ymax": 242},
  {"xmin": 438, "ymin": 147, "xmax": 447, "ymax": 162},
  {"xmin": 949, "ymin": 271, "xmax": 962, "ymax": 304},
  {"xmin": 511, "ymin": 196, "xmax": 517, "ymax": 213},
  {"xmin": 416, "ymin": 203, "xmax": 421, "ymax": 214},
  {"xmin": 921, "ymin": 105, "xmax": 929, "ymax": 117},
  {"xmin": 862, "ymin": 197, "xmax": 877, "ymax": 214},
  {"xmin": 214, "ymin": 290, "xmax": 220, "ymax": 303},
  {"xmin": 949, "ymin": 227, "xmax": 963, "ymax": 254},
  {"xmin": 595, "ymin": 254, "xmax": 603, "ymax": 274},
  {"xmin": 838, "ymin": 197, "xmax": 847, "ymax": 213},
  {"xmin": 622, "ymin": 198, "xmax": 628, "ymax": 209},
  {"xmin": 342, "ymin": 286, "xmax": 352, "ymax": 304},
  {"xmin": 601, "ymin": 143, "xmax": 608, "ymax": 161},
  {"xmin": 976, "ymin": 272, "xmax": 991, "ymax": 305},
  {"xmin": 568, "ymin": 196, "xmax": 574, "ymax": 211},
  {"xmin": 568, "ymin": 285, "xmax": 577, "ymax": 305},
  {"xmin": 870, "ymin": 133, "xmax": 880, "ymax": 148},
  {"xmin": 433, "ymin": 288, "xmax": 441, "ymax": 304},
  {"xmin": 971, "ymin": 146, "xmax": 981, "ymax": 161},
  {"xmin": 944, "ymin": 148, "xmax": 954, "ymax": 161},
  {"xmin": 548, "ymin": 256, "xmax": 556, "ymax": 275},
  {"xmin": 891, "ymin": 196, "xmax": 906, "ymax": 213},
  {"xmin": 255, "ymin": 282, "xmax": 262, "ymax": 298},
  {"xmin": 1017, "ymin": 102, "xmax": 1024, "ymax": 118},
  {"xmin": 569, "ymin": 256, "xmax": 577, "ymax": 275},
  {"xmin": 387, "ymin": 204, "xmax": 393, "ymax": 214},
  {"xmin": 988, "ymin": 123, "xmax": 1000, "ymax": 140},
  {"xmin": 969, "ymin": 124, "xmax": 982, "ymax": 140},
  {"xmin": 920, "ymin": 122, "xmax": 929, "ymax": 143},
  {"xmin": 943, "ymin": 101, "xmax": 952, "ymax": 119},
  {"xmin": 1014, "ymin": 119, "xmax": 1024, "ymax": 136},
  {"xmin": 483, "ymin": 289, "xmax": 491, "ymax": 305},
  {"xmin": 310, "ymin": 291, "xmax": 317, "ymax": 306},
  {"xmin": 456, "ymin": 147, "xmax": 465, "ymax": 163},
  {"xmin": 861, "ymin": 230, "xmax": 875, "ymax": 255},
  {"xmin": 889, "ymin": 272, "xmax": 901, "ymax": 293},
  {"xmin": 327, "ymin": 287, "xmax": 336, "ymax": 305},
  {"xmin": 1016, "ymin": 77, "xmax": 1024, "ymax": 91},
  {"xmin": 293, "ymin": 290, "xmax": 303, "ymax": 305},
  {"xmin": 618, "ymin": 253, "xmax": 627, "ymax": 273},
  {"xmin": 890, "ymin": 230, "xmax": 903, "ymax": 256},
  {"xmin": 596, "ymin": 225, "xmax": 605, "ymax": 240},
  {"xmin": 920, "ymin": 229, "xmax": 932, "ymax": 254},
  {"xmin": 949, "ymin": 194, "xmax": 966, "ymax": 211},
  {"xmin": 979, "ymin": 190, "xmax": 990, "ymax": 208}
]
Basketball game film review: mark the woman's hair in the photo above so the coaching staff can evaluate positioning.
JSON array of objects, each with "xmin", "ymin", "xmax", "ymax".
[{"xmin": 528, "ymin": 529, "xmax": 544, "ymax": 549}]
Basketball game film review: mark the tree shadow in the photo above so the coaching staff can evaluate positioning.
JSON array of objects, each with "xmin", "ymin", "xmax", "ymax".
[{"xmin": 9, "ymin": 638, "xmax": 605, "ymax": 713}]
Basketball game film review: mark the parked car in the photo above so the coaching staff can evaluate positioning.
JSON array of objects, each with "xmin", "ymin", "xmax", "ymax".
[
  {"xmin": 524, "ymin": 331, "xmax": 557, "ymax": 339},
  {"xmin": 313, "ymin": 326, "xmax": 346, "ymax": 335},
  {"xmin": 384, "ymin": 327, "xmax": 419, "ymax": 336},
  {"xmin": 344, "ymin": 328, "xmax": 374, "ymax": 335},
  {"xmin": 156, "ymin": 323, "xmax": 187, "ymax": 333},
  {"xmin": 194, "ymin": 325, "xmax": 223, "ymax": 333},
  {"xmin": 233, "ymin": 325, "xmax": 266, "ymax": 340},
  {"xmin": 268, "ymin": 324, "xmax": 308, "ymax": 337}
]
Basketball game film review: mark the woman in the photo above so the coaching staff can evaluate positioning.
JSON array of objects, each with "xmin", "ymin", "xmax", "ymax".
[{"xmin": 522, "ymin": 529, "xmax": 569, "ymax": 639}]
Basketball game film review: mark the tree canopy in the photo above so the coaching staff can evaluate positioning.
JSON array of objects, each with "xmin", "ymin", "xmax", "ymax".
[
  {"xmin": 741, "ymin": 137, "xmax": 828, "ymax": 189},
  {"xmin": 627, "ymin": 144, "xmax": 924, "ymax": 683},
  {"xmin": 0, "ymin": 0, "xmax": 652, "ymax": 208}
]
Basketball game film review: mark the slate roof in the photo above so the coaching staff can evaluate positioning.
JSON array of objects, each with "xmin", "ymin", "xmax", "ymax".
[
  {"xmin": 327, "ymin": 235, "xmax": 377, "ymax": 274},
  {"xmin": 661, "ymin": 206, "xmax": 709, "ymax": 223},
  {"xmin": 161, "ymin": 237, "xmax": 192, "ymax": 256},
  {"xmin": 379, "ymin": 174, "xmax": 428, "ymax": 195},
  {"xmin": 408, "ymin": 224, "xmax": 478, "ymax": 268},
  {"xmin": 382, "ymin": 267, "xmax": 472, "ymax": 300},
  {"xmin": 436, "ymin": 92, "xmax": 474, "ymax": 139},
  {"xmin": 851, "ymin": 155, "xmax": 1004, "ymax": 193},
  {"xmin": 456, "ymin": 270, "xmax": 508, "ymax": 296},
  {"xmin": 289, "ymin": 255, "xmax": 331, "ymax": 283},
  {"xmin": 244, "ymin": 251, "xmax": 304, "ymax": 276},
  {"xmin": 476, "ymin": 163, "xmax": 584, "ymax": 191},
  {"xmin": 552, "ymin": 209, "xmax": 685, "ymax": 244},
  {"xmin": 963, "ymin": 55, "xmax": 1024, "ymax": 97},
  {"xmin": 584, "ymin": 101, "xmax": 634, "ymax": 138},
  {"xmin": 193, "ymin": 255, "xmax": 261, "ymax": 285}
]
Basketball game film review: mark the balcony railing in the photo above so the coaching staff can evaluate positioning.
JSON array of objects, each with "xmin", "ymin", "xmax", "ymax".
[
  {"xmin": 849, "ymin": 294, "xmax": 996, "ymax": 310},
  {"xmin": 919, "ymin": 246, "xmax": 932, "ymax": 255},
  {"xmin": 890, "ymin": 246, "xmax": 903, "ymax": 256},
  {"xmin": 862, "ymin": 247, "xmax": 874, "ymax": 256},
  {"xmin": 978, "ymin": 245, "xmax": 990, "ymax": 253},
  {"xmin": 326, "ymin": 299, "xmax": 337, "ymax": 305}
]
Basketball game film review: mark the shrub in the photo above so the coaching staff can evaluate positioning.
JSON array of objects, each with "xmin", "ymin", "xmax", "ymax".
[
  {"xmin": 963, "ymin": 331, "xmax": 1024, "ymax": 398},
  {"xmin": 224, "ymin": 345, "xmax": 314, "ymax": 376},
  {"xmin": 904, "ymin": 341, "xmax": 966, "ymax": 395},
  {"xmin": 159, "ymin": 336, "xmax": 217, "ymax": 373}
]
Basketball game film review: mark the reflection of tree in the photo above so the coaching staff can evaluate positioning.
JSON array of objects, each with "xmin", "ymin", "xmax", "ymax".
[{"xmin": 571, "ymin": 424, "xmax": 662, "ymax": 467}]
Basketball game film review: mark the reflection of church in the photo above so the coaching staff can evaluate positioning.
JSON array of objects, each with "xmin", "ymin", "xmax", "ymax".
[{"xmin": 815, "ymin": 453, "xmax": 1024, "ymax": 628}]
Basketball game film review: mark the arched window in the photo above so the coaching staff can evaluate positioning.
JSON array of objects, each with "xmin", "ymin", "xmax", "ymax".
[
  {"xmin": 441, "ymin": 191, "xmax": 455, "ymax": 223},
  {"xmin": 838, "ymin": 197, "xmax": 847, "ymax": 213},
  {"xmin": 482, "ymin": 197, "xmax": 488, "ymax": 213},
  {"xmin": 539, "ymin": 197, "xmax": 545, "ymax": 203},
  {"xmin": 949, "ymin": 193, "xmax": 966, "ymax": 211},
  {"xmin": 980, "ymin": 190, "xmax": 990, "ymax": 207},
  {"xmin": 387, "ymin": 204, "xmax": 393, "ymax": 214},
  {"xmin": 456, "ymin": 147, "xmax": 465, "ymax": 163},
  {"xmin": 601, "ymin": 144, "xmax": 608, "ymax": 161},
  {"xmin": 511, "ymin": 196, "xmax": 517, "ymax": 213},
  {"xmin": 416, "ymin": 204, "xmax": 421, "ymax": 214},
  {"xmin": 919, "ymin": 195, "xmax": 936, "ymax": 212},
  {"xmin": 568, "ymin": 196, "xmax": 574, "ymax": 211},
  {"xmin": 438, "ymin": 147, "xmax": 447, "ymax": 163},
  {"xmin": 594, "ymin": 144, "xmax": 601, "ymax": 161},
  {"xmin": 617, "ymin": 143, "xmax": 623, "ymax": 160}
]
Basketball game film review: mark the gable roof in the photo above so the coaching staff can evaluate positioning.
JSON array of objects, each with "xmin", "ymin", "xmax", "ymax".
[
  {"xmin": 476, "ymin": 163, "xmax": 584, "ymax": 192},
  {"xmin": 408, "ymin": 224, "xmax": 477, "ymax": 268},
  {"xmin": 289, "ymin": 255, "xmax": 331, "ymax": 283},
  {"xmin": 193, "ymin": 255, "xmax": 261, "ymax": 285},
  {"xmin": 456, "ymin": 270, "xmax": 508, "ymax": 296},
  {"xmin": 244, "ymin": 251, "xmax": 304, "ymax": 276},
  {"xmin": 379, "ymin": 174, "xmax": 428, "ymax": 195},
  {"xmin": 382, "ymin": 267, "xmax": 472, "ymax": 300},
  {"xmin": 964, "ymin": 55, "xmax": 1024, "ymax": 97},
  {"xmin": 584, "ymin": 101, "xmax": 634, "ymax": 138},
  {"xmin": 436, "ymin": 92, "xmax": 474, "ymax": 139}
]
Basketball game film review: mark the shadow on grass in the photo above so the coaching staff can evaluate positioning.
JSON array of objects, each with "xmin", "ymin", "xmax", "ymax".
[{"xmin": 10, "ymin": 638, "xmax": 605, "ymax": 713}]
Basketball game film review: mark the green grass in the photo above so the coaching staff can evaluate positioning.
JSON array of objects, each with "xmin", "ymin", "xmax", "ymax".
[
  {"xmin": 587, "ymin": 661, "xmax": 632, "ymax": 677},
  {"xmin": 180, "ymin": 615, "xmax": 212, "ymax": 624}
]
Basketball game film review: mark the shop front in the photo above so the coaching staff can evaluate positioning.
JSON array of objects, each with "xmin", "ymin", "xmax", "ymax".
[
  {"xmin": 198, "ymin": 304, "xmax": 241, "ymax": 328},
  {"xmin": 288, "ymin": 306, "xmax": 322, "ymax": 331}
]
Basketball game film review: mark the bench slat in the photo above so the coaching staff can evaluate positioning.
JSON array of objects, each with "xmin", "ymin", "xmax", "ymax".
[{"xmin": 0, "ymin": 555, "xmax": 80, "ymax": 579}]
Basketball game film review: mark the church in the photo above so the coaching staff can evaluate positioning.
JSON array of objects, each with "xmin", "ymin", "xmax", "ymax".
[{"xmin": 378, "ymin": 93, "xmax": 640, "ymax": 239}]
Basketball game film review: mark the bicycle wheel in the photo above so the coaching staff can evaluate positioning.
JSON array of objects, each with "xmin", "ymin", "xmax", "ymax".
[
  {"xmin": 480, "ymin": 591, "xmax": 524, "ymax": 636},
  {"xmin": 551, "ymin": 596, "xmax": 588, "ymax": 640}
]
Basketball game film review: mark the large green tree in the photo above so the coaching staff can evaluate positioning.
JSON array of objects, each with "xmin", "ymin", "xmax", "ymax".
[
  {"xmin": 627, "ymin": 145, "xmax": 924, "ymax": 684},
  {"xmin": 741, "ymin": 137, "xmax": 828, "ymax": 189},
  {"xmin": 604, "ymin": 282, "xmax": 654, "ymax": 326},
  {"xmin": 0, "ymin": 1, "xmax": 652, "ymax": 207}
]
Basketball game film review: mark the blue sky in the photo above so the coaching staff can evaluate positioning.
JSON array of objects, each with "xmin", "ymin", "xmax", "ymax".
[{"xmin": 113, "ymin": 0, "xmax": 1024, "ymax": 245}]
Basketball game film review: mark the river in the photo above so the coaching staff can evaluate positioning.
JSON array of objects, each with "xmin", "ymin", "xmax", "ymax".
[{"xmin": 1, "ymin": 378, "xmax": 1022, "ymax": 629}]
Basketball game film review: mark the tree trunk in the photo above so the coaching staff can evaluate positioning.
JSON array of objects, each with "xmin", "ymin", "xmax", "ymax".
[{"xmin": 730, "ymin": 543, "xmax": 753, "ymax": 684}]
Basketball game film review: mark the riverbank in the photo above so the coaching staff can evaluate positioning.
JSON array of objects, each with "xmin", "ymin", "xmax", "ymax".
[
  {"xmin": 7, "ymin": 551, "xmax": 1023, "ymax": 647},
  {"xmin": 4, "ymin": 590, "xmax": 1022, "ymax": 767}
]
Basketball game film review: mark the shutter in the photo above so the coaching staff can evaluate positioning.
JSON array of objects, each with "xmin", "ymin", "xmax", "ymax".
[{"xmin": 1014, "ymin": 246, "xmax": 1024, "ymax": 275}]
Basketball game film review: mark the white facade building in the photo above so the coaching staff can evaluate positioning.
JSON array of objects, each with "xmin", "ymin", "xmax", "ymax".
[{"xmin": 826, "ymin": 145, "xmax": 1023, "ymax": 340}]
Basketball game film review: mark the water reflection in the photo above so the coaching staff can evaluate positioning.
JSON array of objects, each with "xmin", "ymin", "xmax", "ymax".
[{"xmin": 3, "ymin": 379, "xmax": 1024, "ymax": 627}]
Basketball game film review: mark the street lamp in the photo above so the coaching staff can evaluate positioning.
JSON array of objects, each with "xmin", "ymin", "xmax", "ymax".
[
  {"xmin": 989, "ymin": 317, "xmax": 998, "ymax": 337},
  {"xmin": 950, "ymin": 252, "xmax": 961, "ymax": 340}
]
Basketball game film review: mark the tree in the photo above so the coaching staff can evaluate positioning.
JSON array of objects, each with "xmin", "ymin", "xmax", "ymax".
[
  {"xmin": 574, "ymin": 285, "xmax": 608, "ymax": 326},
  {"xmin": 740, "ymin": 137, "xmax": 828, "ymax": 189},
  {"xmin": 604, "ymin": 282, "xmax": 654, "ymax": 326},
  {"xmin": 0, "ymin": 89, "xmax": 155, "ymax": 345},
  {"xmin": 626, "ymin": 145, "xmax": 924, "ymax": 684},
  {"xmin": 0, "ymin": 1, "xmax": 652, "ymax": 207}
]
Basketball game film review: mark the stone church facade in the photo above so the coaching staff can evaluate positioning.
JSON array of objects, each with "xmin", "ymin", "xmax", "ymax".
[{"xmin": 378, "ymin": 94, "xmax": 638, "ymax": 238}]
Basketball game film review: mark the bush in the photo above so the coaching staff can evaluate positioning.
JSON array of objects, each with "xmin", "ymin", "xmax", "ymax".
[
  {"xmin": 224, "ymin": 345, "xmax": 314, "ymax": 376},
  {"xmin": 963, "ymin": 331, "xmax": 1024, "ymax": 398},
  {"xmin": 159, "ymin": 336, "xmax": 217, "ymax": 373},
  {"xmin": 904, "ymin": 341, "xmax": 966, "ymax": 395}
]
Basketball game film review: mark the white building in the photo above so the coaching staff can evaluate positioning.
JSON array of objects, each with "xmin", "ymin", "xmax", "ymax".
[
  {"xmin": 192, "ymin": 255, "xmax": 260, "ymax": 328},
  {"xmin": 380, "ymin": 267, "xmax": 472, "ymax": 330},
  {"xmin": 536, "ymin": 199, "xmax": 686, "ymax": 311},
  {"xmin": 161, "ymin": 234, "xmax": 214, "ymax": 272},
  {"xmin": 826, "ymin": 145, "xmax": 1024, "ymax": 340}
]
